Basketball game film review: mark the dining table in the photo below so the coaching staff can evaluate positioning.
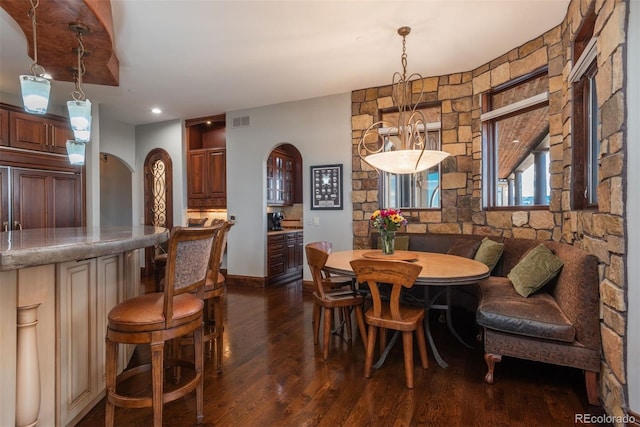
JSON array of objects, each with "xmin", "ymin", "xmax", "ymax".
[{"xmin": 324, "ymin": 249, "xmax": 490, "ymax": 368}]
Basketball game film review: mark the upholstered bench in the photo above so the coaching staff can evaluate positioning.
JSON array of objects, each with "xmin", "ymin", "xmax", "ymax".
[{"xmin": 370, "ymin": 233, "xmax": 601, "ymax": 405}]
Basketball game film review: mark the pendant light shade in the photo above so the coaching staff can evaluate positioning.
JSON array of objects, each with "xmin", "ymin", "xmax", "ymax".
[
  {"xmin": 67, "ymin": 99, "xmax": 92, "ymax": 142},
  {"xmin": 65, "ymin": 140, "xmax": 86, "ymax": 165},
  {"xmin": 358, "ymin": 27, "xmax": 449, "ymax": 175},
  {"xmin": 20, "ymin": 0, "xmax": 51, "ymax": 114}
]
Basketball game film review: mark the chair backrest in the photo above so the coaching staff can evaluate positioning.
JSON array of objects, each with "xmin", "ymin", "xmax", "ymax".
[
  {"xmin": 187, "ymin": 217, "xmax": 208, "ymax": 227},
  {"xmin": 350, "ymin": 259, "xmax": 422, "ymax": 321},
  {"xmin": 305, "ymin": 243, "xmax": 333, "ymax": 298},
  {"xmin": 163, "ymin": 226, "xmax": 217, "ymax": 326},
  {"xmin": 208, "ymin": 220, "xmax": 234, "ymax": 278}
]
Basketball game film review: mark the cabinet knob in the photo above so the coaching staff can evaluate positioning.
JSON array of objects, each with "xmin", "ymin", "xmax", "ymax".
[
  {"xmin": 14, "ymin": 221, "xmax": 22, "ymax": 230},
  {"xmin": 2, "ymin": 221, "xmax": 8, "ymax": 232}
]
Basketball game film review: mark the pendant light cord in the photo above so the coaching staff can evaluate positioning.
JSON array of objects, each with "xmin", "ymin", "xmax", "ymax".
[{"xmin": 27, "ymin": 0, "xmax": 46, "ymax": 77}]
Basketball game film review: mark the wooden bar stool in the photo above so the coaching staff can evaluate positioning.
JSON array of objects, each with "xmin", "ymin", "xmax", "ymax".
[
  {"xmin": 105, "ymin": 226, "xmax": 217, "ymax": 427},
  {"xmin": 350, "ymin": 258, "xmax": 428, "ymax": 389}
]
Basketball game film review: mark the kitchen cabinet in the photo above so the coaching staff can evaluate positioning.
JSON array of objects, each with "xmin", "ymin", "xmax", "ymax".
[
  {"xmin": 0, "ymin": 167, "xmax": 7, "ymax": 231},
  {"xmin": 267, "ymin": 230, "xmax": 303, "ymax": 285},
  {"xmin": 267, "ymin": 146, "xmax": 302, "ymax": 207},
  {"xmin": 57, "ymin": 251, "xmax": 140, "ymax": 426},
  {"xmin": 186, "ymin": 115, "xmax": 226, "ymax": 208},
  {"xmin": 11, "ymin": 167, "xmax": 83, "ymax": 229},
  {"xmin": 187, "ymin": 148, "xmax": 226, "ymax": 208},
  {"xmin": 0, "ymin": 108, "xmax": 8, "ymax": 146},
  {"xmin": 9, "ymin": 110, "xmax": 73, "ymax": 155}
]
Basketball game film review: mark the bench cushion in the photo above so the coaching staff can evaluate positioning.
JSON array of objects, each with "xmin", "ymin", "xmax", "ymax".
[{"xmin": 476, "ymin": 277, "xmax": 575, "ymax": 343}]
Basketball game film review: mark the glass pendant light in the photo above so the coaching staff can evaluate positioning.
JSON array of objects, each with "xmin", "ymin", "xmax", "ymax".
[
  {"xmin": 357, "ymin": 27, "xmax": 450, "ymax": 174},
  {"xmin": 19, "ymin": 0, "xmax": 51, "ymax": 114},
  {"xmin": 65, "ymin": 140, "xmax": 86, "ymax": 165}
]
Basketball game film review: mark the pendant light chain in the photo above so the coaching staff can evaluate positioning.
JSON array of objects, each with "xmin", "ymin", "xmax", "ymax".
[
  {"xmin": 27, "ymin": 0, "xmax": 46, "ymax": 77},
  {"xmin": 72, "ymin": 29, "xmax": 87, "ymax": 101}
]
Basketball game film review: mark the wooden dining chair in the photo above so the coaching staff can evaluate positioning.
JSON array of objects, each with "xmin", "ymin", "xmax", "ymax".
[
  {"xmin": 350, "ymin": 258, "xmax": 428, "ymax": 389},
  {"xmin": 306, "ymin": 241, "xmax": 355, "ymax": 332},
  {"xmin": 105, "ymin": 226, "xmax": 217, "ymax": 427},
  {"xmin": 201, "ymin": 219, "xmax": 234, "ymax": 373},
  {"xmin": 306, "ymin": 243, "xmax": 367, "ymax": 360}
]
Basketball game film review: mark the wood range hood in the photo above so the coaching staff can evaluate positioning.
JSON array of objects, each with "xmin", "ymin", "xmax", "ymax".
[{"xmin": 0, "ymin": 0, "xmax": 119, "ymax": 86}]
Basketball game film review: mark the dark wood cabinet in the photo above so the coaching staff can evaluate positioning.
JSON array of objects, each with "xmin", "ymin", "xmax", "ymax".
[
  {"xmin": 267, "ymin": 230, "xmax": 303, "ymax": 285},
  {"xmin": 0, "ymin": 109, "xmax": 8, "ymax": 147},
  {"xmin": 0, "ymin": 167, "xmax": 7, "ymax": 231},
  {"xmin": 11, "ymin": 168, "xmax": 83, "ymax": 229},
  {"xmin": 187, "ymin": 148, "xmax": 226, "ymax": 208},
  {"xmin": 9, "ymin": 110, "xmax": 73, "ymax": 155},
  {"xmin": 186, "ymin": 115, "xmax": 226, "ymax": 208},
  {"xmin": 267, "ymin": 150, "xmax": 295, "ymax": 206}
]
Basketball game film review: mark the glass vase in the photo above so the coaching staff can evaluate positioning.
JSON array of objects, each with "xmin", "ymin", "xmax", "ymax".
[{"xmin": 380, "ymin": 229, "xmax": 396, "ymax": 255}]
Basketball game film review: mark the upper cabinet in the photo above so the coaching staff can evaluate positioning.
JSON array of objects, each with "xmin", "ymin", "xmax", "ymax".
[
  {"xmin": 9, "ymin": 110, "xmax": 73, "ymax": 155},
  {"xmin": 0, "ymin": 109, "xmax": 8, "ymax": 147},
  {"xmin": 186, "ymin": 115, "xmax": 226, "ymax": 208},
  {"xmin": 267, "ymin": 144, "xmax": 302, "ymax": 207}
]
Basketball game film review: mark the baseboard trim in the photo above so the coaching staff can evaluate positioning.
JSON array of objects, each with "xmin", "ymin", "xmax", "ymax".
[
  {"xmin": 629, "ymin": 409, "xmax": 640, "ymax": 427},
  {"xmin": 302, "ymin": 280, "xmax": 314, "ymax": 292},
  {"xmin": 226, "ymin": 274, "xmax": 266, "ymax": 287}
]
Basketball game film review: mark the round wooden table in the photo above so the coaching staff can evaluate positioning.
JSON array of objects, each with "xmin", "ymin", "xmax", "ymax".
[{"xmin": 324, "ymin": 249, "xmax": 490, "ymax": 368}]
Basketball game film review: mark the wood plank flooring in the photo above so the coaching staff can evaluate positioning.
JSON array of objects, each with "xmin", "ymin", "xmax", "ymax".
[{"xmin": 77, "ymin": 282, "xmax": 607, "ymax": 426}]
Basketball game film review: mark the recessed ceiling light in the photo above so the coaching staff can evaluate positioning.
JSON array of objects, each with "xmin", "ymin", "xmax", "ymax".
[{"xmin": 151, "ymin": 107, "xmax": 162, "ymax": 114}]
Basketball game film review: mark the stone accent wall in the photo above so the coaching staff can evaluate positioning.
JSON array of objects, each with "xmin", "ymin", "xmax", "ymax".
[{"xmin": 351, "ymin": 0, "xmax": 628, "ymax": 419}]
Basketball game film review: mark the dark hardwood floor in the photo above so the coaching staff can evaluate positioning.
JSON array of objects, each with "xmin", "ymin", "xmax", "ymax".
[{"xmin": 78, "ymin": 281, "xmax": 607, "ymax": 427}]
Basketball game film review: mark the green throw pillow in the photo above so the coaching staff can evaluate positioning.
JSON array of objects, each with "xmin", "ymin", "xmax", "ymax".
[
  {"xmin": 508, "ymin": 244, "xmax": 564, "ymax": 297},
  {"xmin": 376, "ymin": 235, "xmax": 410, "ymax": 251},
  {"xmin": 473, "ymin": 237, "xmax": 504, "ymax": 272}
]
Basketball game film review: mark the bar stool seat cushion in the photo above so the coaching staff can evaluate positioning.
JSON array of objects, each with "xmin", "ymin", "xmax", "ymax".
[{"xmin": 108, "ymin": 293, "xmax": 204, "ymax": 332}]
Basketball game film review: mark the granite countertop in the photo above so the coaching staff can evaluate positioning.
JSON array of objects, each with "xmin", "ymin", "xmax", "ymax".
[
  {"xmin": 267, "ymin": 228, "xmax": 303, "ymax": 236},
  {"xmin": 0, "ymin": 226, "xmax": 169, "ymax": 271}
]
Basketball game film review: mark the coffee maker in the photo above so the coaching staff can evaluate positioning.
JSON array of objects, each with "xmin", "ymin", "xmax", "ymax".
[{"xmin": 267, "ymin": 211, "xmax": 284, "ymax": 231}]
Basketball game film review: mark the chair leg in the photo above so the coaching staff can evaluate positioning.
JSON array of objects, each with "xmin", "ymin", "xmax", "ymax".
[
  {"xmin": 343, "ymin": 307, "xmax": 353, "ymax": 342},
  {"xmin": 313, "ymin": 303, "xmax": 321, "ymax": 345},
  {"xmin": 150, "ymin": 341, "xmax": 165, "ymax": 427},
  {"xmin": 354, "ymin": 305, "xmax": 367, "ymax": 349},
  {"xmin": 585, "ymin": 370, "xmax": 599, "ymax": 406},
  {"xmin": 402, "ymin": 331, "xmax": 414, "ymax": 389},
  {"xmin": 194, "ymin": 324, "xmax": 204, "ymax": 424},
  {"xmin": 483, "ymin": 353, "xmax": 502, "ymax": 384},
  {"xmin": 105, "ymin": 337, "xmax": 117, "ymax": 427},
  {"xmin": 379, "ymin": 328, "xmax": 387, "ymax": 355},
  {"xmin": 364, "ymin": 325, "xmax": 377, "ymax": 379},
  {"xmin": 323, "ymin": 307, "xmax": 332, "ymax": 360},
  {"xmin": 416, "ymin": 321, "xmax": 429, "ymax": 369},
  {"xmin": 213, "ymin": 296, "xmax": 224, "ymax": 374}
]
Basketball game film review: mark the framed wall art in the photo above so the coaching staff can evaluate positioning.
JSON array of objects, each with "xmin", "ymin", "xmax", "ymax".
[{"xmin": 310, "ymin": 164, "xmax": 343, "ymax": 210}]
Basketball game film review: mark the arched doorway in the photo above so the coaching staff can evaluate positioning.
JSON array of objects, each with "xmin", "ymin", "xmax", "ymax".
[{"xmin": 143, "ymin": 148, "xmax": 173, "ymax": 276}]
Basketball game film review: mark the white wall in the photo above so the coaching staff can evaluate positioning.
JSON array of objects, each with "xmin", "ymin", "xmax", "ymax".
[
  {"xmin": 134, "ymin": 119, "xmax": 186, "ymax": 229},
  {"xmin": 226, "ymin": 93, "xmax": 353, "ymax": 280},
  {"xmin": 626, "ymin": 0, "xmax": 639, "ymax": 415}
]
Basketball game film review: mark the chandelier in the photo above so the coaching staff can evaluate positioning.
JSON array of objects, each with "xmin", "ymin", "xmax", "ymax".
[
  {"xmin": 18, "ymin": 0, "xmax": 51, "ymax": 114},
  {"xmin": 358, "ymin": 27, "xmax": 449, "ymax": 175}
]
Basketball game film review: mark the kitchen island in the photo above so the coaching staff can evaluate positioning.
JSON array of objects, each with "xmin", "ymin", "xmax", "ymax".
[{"xmin": 0, "ymin": 226, "xmax": 168, "ymax": 427}]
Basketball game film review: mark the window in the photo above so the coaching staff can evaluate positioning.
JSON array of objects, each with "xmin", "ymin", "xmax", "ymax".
[
  {"xmin": 482, "ymin": 69, "xmax": 550, "ymax": 208},
  {"xmin": 379, "ymin": 105, "xmax": 443, "ymax": 209},
  {"xmin": 570, "ymin": 8, "xmax": 598, "ymax": 209}
]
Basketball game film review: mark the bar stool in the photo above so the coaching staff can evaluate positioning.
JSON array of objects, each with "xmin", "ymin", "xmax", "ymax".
[
  {"xmin": 201, "ymin": 219, "xmax": 234, "ymax": 372},
  {"xmin": 105, "ymin": 226, "xmax": 217, "ymax": 426}
]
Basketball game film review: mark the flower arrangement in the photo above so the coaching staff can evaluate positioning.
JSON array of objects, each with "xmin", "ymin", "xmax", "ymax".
[{"xmin": 370, "ymin": 208, "xmax": 407, "ymax": 232}]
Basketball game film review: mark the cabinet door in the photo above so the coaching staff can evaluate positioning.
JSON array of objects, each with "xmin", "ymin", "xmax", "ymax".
[
  {"xmin": 266, "ymin": 153, "xmax": 275, "ymax": 204},
  {"xmin": 47, "ymin": 116, "xmax": 74, "ymax": 155},
  {"xmin": 285, "ymin": 233, "xmax": 297, "ymax": 272},
  {"xmin": 295, "ymin": 232, "xmax": 304, "ymax": 268},
  {"xmin": 0, "ymin": 167, "xmax": 7, "ymax": 231},
  {"xmin": 283, "ymin": 157, "xmax": 294, "ymax": 206},
  {"xmin": 12, "ymin": 168, "xmax": 83, "ymax": 229},
  {"xmin": 207, "ymin": 149, "xmax": 226, "ymax": 203},
  {"xmin": 57, "ymin": 258, "xmax": 99, "ymax": 426},
  {"xmin": 9, "ymin": 111, "xmax": 48, "ymax": 151},
  {"xmin": 12, "ymin": 169, "xmax": 48, "ymax": 229},
  {"xmin": 187, "ymin": 150, "xmax": 208, "ymax": 200},
  {"xmin": 0, "ymin": 108, "xmax": 8, "ymax": 146}
]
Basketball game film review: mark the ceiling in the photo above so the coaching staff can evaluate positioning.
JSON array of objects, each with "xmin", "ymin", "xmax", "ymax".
[{"xmin": 0, "ymin": 1, "xmax": 569, "ymax": 126}]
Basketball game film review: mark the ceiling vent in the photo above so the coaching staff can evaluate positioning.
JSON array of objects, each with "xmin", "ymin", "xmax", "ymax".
[{"xmin": 232, "ymin": 116, "xmax": 250, "ymax": 128}]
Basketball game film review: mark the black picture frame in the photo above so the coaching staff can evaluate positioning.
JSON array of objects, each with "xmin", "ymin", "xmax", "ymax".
[{"xmin": 310, "ymin": 164, "xmax": 343, "ymax": 210}]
